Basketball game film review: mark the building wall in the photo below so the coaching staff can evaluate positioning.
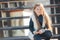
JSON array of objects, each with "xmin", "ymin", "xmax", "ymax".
[{"xmin": 10, "ymin": 10, "xmax": 25, "ymax": 36}]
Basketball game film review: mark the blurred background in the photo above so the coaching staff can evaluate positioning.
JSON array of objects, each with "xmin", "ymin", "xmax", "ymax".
[{"xmin": 0, "ymin": 0, "xmax": 60, "ymax": 40}]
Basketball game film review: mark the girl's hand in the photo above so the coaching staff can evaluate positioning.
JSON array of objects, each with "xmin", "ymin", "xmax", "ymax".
[
  {"xmin": 38, "ymin": 30, "xmax": 43, "ymax": 34},
  {"xmin": 35, "ymin": 31, "xmax": 40, "ymax": 34}
]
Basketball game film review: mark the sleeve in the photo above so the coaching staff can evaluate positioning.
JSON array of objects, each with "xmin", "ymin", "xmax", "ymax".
[{"xmin": 29, "ymin": 18, "xmax": 35, "ymax": 34}]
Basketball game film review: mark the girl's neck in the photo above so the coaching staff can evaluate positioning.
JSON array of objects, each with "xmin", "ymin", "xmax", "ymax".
[{"xmin": 37, "ymin": 14, "xmax": 43, "ymax": 17}]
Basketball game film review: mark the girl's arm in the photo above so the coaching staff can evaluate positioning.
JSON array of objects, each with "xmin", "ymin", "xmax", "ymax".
[{"xmin": 29, "ymin": 19, "xmax": 35, "ymax": 34}]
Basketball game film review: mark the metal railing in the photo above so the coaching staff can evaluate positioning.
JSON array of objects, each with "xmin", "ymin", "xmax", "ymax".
[
  {"xmin": 0, "ymin": 0, "xmax": 25, "ymax": 2},
  {"xmin": 0, "ymin": 4, "xmax": 60, "ymax": 11}
]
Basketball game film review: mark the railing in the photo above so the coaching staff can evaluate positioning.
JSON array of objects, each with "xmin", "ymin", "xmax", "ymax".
[
  {"xmin": 0, "ymin": 0, "xmax": 27, "ymax": 2},
  {"xmin": 0, "ymin": 16, "xmax": 29, "ymax": 20},
  {"xmin": 0, "ymin": 13, "xmax": 60, "ymax": 20},
  {"xmin": 0, "ymin": 4, "xmax": 60, "ymax": 11},
  {"xmin": 0, "ymin": 24, "xmax": 60, "ymax": 30}
]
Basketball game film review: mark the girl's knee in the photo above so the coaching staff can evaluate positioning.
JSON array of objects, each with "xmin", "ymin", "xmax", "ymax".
[{"xmin": 45, "ymin": 30, "xmax": 52, "ymax": 38}]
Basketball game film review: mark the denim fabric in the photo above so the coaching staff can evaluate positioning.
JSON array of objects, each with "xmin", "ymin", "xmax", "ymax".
[{"xmin": 34, "ymin": 30, "xmax": 52, "ymax": 40}]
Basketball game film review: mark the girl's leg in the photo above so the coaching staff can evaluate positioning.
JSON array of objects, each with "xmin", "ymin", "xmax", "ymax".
[
  {"xmin": 43, "ymin": 30, "xmax": 52, "ymax": 40},
  {"xmin": 34, "ymin": 30, "xmax": 52, "ymax": 40},
  {"xmin": 34, "ymin": 34, "xmax": 41, "ymax": 40}
]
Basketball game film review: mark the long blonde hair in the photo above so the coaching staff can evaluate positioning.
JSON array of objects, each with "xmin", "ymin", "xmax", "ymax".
[{"xmin": 33, "ymin": 3, "xmax": 52, "ymax": 30}]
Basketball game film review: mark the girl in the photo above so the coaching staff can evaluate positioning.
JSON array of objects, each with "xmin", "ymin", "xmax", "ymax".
[{"xmin": 29, "ymin": 3, "xmax": 52, "ymax": 40}]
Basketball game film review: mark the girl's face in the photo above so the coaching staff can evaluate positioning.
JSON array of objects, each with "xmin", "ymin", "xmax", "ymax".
[{"xmin": 34, "ymin": 5, "xmax": 43, "ymax": 16}]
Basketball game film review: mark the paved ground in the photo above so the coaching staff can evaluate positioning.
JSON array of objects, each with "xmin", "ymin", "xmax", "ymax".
[
  {"xmin": 51, "ymin": 39, "xmax": 58, "ymax": 40},
  {"xmin": 0, "ymin": 36, "xmax": 58, "ymax": 40},
  {"xmin": 42, "ymin": 39, "xmax": 58, "ymax": 40}
]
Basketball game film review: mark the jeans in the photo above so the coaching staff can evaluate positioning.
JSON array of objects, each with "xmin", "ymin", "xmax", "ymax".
[{"xmin": 34, "ymin": 30, "xmax": 52, "ymax": 40}]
